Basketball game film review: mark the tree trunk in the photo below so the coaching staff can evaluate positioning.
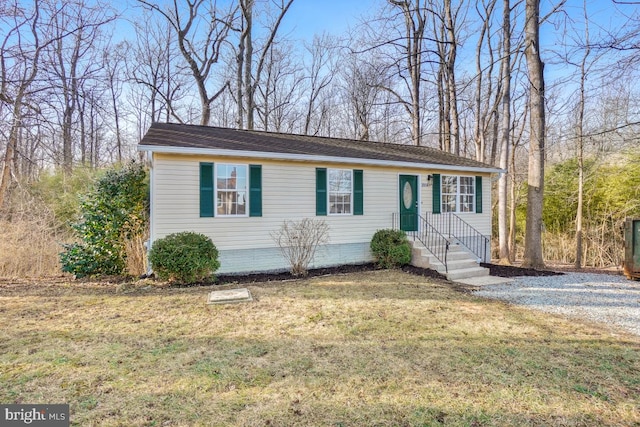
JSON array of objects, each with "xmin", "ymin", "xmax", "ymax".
[
  {"xmin": 243, "ymin": 0, "xmax": 254, "ymax": 130},
  {"xmin": 390, "ymin": 0, "xmax": 425, "ymax": 146},
  {"xmin": 508, "ymin": 155, "xmax": 517, "ymax": 261},
  {"xmin": 498, "ymin": 0, "xmax": 511, "ymax": 264},
  {"xmin": 575, "ymin": 0, "xmax": 590, "ymax": 269},
  {"xmin": 444, "ymin": 0, "xmax": 459, "ymax": 155},
  {"xmin": 522, "ymin": 0, "xmax": 545, "ymax": 268},
  {"xmin": 0, "ymin": 112, "xmax": 19, "ymax": 209},
  {"xmin": 236, "ymin": 12, "xmax": 246, "ymax": 129}
]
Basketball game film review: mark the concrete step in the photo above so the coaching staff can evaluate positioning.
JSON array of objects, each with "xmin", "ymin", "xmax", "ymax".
[
  {"xmin": 445, "ymin": 259, "xmax": 481, "ymax": 270},
  {"xmin": 408, "ymin": 239, "xmax": 490, "ymax": 281},
  {"xmin": 444, "ymin": 251, "xmax": 473, "ymax": 261},
  {"xmin": 411, "ymin": 246, "xmax": 431, "ymax": 269},
  {"xmin": 411, "ymin": 245, "xmax": 471, "ymax": 264},
  {"xmin": 446, "ymin": 266, "xmax": 490, "ymax": 281}
]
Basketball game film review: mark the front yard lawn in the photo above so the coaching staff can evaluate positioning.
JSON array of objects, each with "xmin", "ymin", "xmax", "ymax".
[{"xmin": 1, "ymin": 270, "xmax": 639, "ymax": 426}]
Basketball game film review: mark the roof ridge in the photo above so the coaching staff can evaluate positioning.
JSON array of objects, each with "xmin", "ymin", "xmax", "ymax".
[{"xmin": 142, "ymin": 122, "xmax": 499, "ymax": 171}]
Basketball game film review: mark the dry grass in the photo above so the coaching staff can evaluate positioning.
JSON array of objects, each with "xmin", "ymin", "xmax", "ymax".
[
  {"xmin": 0, "ymin": 185, "xmax": 70, "ymax": 278},
  {"xmin": 0, "ymin": 219, "xmax": 67, "ymax": 278},
  {"xmin": 1, "ymin": 270, "xmax": 639, "ymax": 426},
  {"xmin": 124, "ymin": 233, "xmax": 148, "ymax": 277}
]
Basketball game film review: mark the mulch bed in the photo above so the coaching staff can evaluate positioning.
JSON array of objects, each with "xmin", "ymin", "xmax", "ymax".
[
  {"xmin": 168, "ymin": 261, "xmax": 624, "ymax": 288},
  {"xmin": 216, "ymin": 263, "xmax": 380, "ymax": 285},
  {"xmin": 480, "ymin": 263, "xmax": 564, "ymax": 278},
  {"xmin": 215, "ymin": 262, "xmax": 565, "ymax": 286}
]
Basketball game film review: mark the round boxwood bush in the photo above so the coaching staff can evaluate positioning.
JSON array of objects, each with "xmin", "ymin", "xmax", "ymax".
[
  {"xmin": 149, "ymin": 232, "xmax": 220, "ymax": 284},
  {"xmin": 370, "ymin": 229, "xmax": 412, "ymax": 269}
]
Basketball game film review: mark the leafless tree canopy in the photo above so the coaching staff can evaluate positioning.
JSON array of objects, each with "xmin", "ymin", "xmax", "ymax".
[{"xmin": 2, "ymin": 0, "xmax": 640, "ymax": 266}]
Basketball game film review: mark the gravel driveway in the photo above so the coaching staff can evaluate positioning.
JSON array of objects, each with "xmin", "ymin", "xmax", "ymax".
[{"xmin": 474, "ymin": 272, "xmax": 640, "ymax": 336}]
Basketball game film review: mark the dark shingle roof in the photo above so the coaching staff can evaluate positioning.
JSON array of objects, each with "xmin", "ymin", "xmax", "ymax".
[{"xmin": 139, "ymin": 122, "xmax": 499, "ymax": 171}]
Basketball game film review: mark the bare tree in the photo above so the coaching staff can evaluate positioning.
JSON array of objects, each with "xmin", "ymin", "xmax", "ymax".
[
  {"xmin": 497, "ymin": 0, "xmax": 512, "ymax": 263},
  {"xmin": 340, "ymin": 51, "xmax": 388, "ymax": 141},
  {"xmin": 46, "ymin": 0, "xmax": 115, "ymax": 173},
  {"xmin": 387, "ymin": 0, "xmax": 428, "ymax": 146},
  {"xmin": 235, "ymin": 0, "xmax": 294, "ymax": 130},
  {"xmin": 0, "ymin": 1, "xmax": 42, "ymax": 208},
  {"xmin": 472, "ymin": 0, "xmax": 498, "ymax": 163},
  {"xmin": 254, "ymin": 41, "xmax": 303, "ymax": 132},
  {"xmin": 0, "ymin": 0, "xmax": 83, "ymax": 206},
  {"xmin": 128, "ymin": 14, "xmax": 190, "ymax": 127},
  {"xmin": 522, "ymin": 0, "xmax": 545, "ymax": 268},
  {"xmin": 508, "ymin": 95, "xmax": 528, "ymax": 260},
  {"xmin": 442, "ymin": 0, "xmax": 462, "ymax": 155},
  {"xmin": 103, "ymin": 42, "xmax": 126, "ymax": 163},
  {"xmin": 271, "ymin": 218, "xmax": 329, "ymax": 276},
  {"xmin": 302, "ymin": 33, "xmax": 337, "ymax": 136},
  {"xmin": 138, "ymin": 0, "xmax": 237, "ymax": 126}
]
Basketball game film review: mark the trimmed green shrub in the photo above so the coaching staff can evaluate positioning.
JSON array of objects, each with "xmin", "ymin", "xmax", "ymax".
[
  {"xmin": 149, "ymin": 232, "xmax": 220, "ymax": 284},
  {"xmin": 370, "ymin": 229, "xmax": 411, "ymax": 269}
]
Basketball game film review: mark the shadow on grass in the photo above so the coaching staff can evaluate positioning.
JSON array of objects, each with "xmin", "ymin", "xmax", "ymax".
[{"xmin": 5, "ymin": 324, "xmax": 639, "ymax": 426}]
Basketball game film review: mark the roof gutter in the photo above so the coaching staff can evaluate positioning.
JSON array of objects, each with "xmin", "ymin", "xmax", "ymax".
[{"xmin": 138, "ymin": 145, "xmax": 504, "ymax": 174}]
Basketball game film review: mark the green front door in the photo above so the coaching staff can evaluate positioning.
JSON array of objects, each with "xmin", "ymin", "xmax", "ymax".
[{"xmin": 399, "ymin": 175, "xmax": 418, "ymax": 232}]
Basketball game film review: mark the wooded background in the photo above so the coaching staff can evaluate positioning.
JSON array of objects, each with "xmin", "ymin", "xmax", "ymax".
[{"xmin": 1, "ymin": 0, "xmax": 639, "ymax": 276}]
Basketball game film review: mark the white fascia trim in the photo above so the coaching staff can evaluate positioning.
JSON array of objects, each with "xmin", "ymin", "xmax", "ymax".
[{"xmin": 138, "ymin": 145, "xmax": 504, "ymax": 174}]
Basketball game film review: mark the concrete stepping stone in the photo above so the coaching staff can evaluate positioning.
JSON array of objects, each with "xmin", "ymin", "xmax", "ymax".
[{"xmin": 207, "ymin": 288, "xmax": 252, "ymax": 304}]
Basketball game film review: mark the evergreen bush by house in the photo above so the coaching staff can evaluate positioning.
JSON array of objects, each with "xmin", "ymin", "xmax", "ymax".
[
  {"xmin": 370, "ymin": 229, "xmax": 411, "ymax": 269},
  {"xmin": 149, "ymin": 231, "xmax": 220, "ymax": 284},
  {"xmin": 59, "ymin": 162, "xmax": 148, "ymax": 278}
]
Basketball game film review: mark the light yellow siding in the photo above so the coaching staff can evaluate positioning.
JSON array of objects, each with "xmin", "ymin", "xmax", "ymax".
[
  {"xmin": 418, "ymin": 174, "xmax": 492, "ymax": 235},
  {"xmin": 151, "ymin": 153, "xmax": 493, "ymax": 273}
]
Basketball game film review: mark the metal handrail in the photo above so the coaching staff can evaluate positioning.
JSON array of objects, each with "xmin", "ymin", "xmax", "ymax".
[
  {"xmin": 393, "ymin": 212, "xmax": 450, "ymax": 273},
  {"xmin": 424, "ymin": 212, "xmax": 489, "ymax": 262}
]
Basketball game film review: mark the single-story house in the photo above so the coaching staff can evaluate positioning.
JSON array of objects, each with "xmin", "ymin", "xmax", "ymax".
[{"xmin": 138, "ymin": 122, "xmax": 502, "ymax": 275}]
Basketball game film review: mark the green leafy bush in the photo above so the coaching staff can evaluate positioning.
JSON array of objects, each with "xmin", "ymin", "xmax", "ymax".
[
  {"xmin": 60, "ymin": 162, "xmax": 148, "ymax": 277},
  {"xmin": 370, "ymin": 229, "xmax": 411, "ymax": 269},
  {"xmin": 32, "ymin": 167, "xmax": 97, "ymax": 233},
  {"xmin": 149, "ymin": 232, "xmax": 220, "ymax": 284}
]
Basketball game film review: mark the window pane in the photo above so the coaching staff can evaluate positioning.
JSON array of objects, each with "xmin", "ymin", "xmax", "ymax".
[
  {"xmin": 442, "ymin": 195, "xmax": 456, "ymax": 212},
  {"xmin": 460, "ymin": 176, "xmax": 474, "ymax": 195},
  {"xmin": 237, "ymin": 191, "xmax": 246, "ymax": 215},
  {"xmin": 328, "ymin": 169, "xmax": 352, "ymax": 214},
  {"xmin": 216, "ymin": 164, "xmax": 247, "ymax": 216},
  {"xmin": 460, "ymin": 176, "xmax": 475, "ymax": 212},
  {"xmin": 442, "ymin": 176, "xmax": 457, "ymax": 212},
  {"xmin": 441, "ymin": 175, "xmax": 476, "ymax": 213},
  {"xmin": 442, "ymin": 175, "xmax": 457, "ymax": 194},
  {"xmin": 460, "ymin": 195, "xmax": 473, "ymax": 212}
]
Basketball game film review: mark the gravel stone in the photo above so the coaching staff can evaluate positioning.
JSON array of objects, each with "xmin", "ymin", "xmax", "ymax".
[{"xmin": 474, "ymin": 272, "xmax": 640, "ymax": 336}]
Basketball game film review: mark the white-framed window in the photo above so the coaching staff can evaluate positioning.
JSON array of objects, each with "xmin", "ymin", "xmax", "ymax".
[
  {"xmin": 442, "ymin": 175, "xmax": 475, "ymax": 213},
  {"xmin": 216, "ymin": 164, "xmax": 247, "ymax": 216},
  {"xmin": 328, "ymin": 168, "xmax": 352, "ymax": 214}
]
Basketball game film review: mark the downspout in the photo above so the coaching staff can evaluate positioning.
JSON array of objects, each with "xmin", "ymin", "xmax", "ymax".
[{"xmin": 146, "ymin": 150, "xmax": 155, "ymax": 277}]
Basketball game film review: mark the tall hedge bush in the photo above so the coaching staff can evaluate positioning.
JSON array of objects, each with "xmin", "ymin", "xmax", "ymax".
[{"xmin": 59, "ymin": 162, "xmax": 148, "ymax": 277}]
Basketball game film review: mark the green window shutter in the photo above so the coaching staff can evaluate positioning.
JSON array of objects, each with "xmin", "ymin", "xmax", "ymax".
[
  {"xmin": 475, "ymin": 175, "xmax": 483, "ymax": 213},
  {"xmin": 353, "ymin": 169, "xmax": 363, "ymax": 215},
  {"xmin": 200, "ymin": 162, "xmax": 214, "ymax": 217},
  {"xmin": 432, "ymin": 173, "xmax": 441, "ymax": 214},
  {"xmin": 316, "ymin": 168, "xmax": 327, "ymax": 216},
  {"xmin": 249, "ymin": 164, "xmax": 262, "ymax": 217}
]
